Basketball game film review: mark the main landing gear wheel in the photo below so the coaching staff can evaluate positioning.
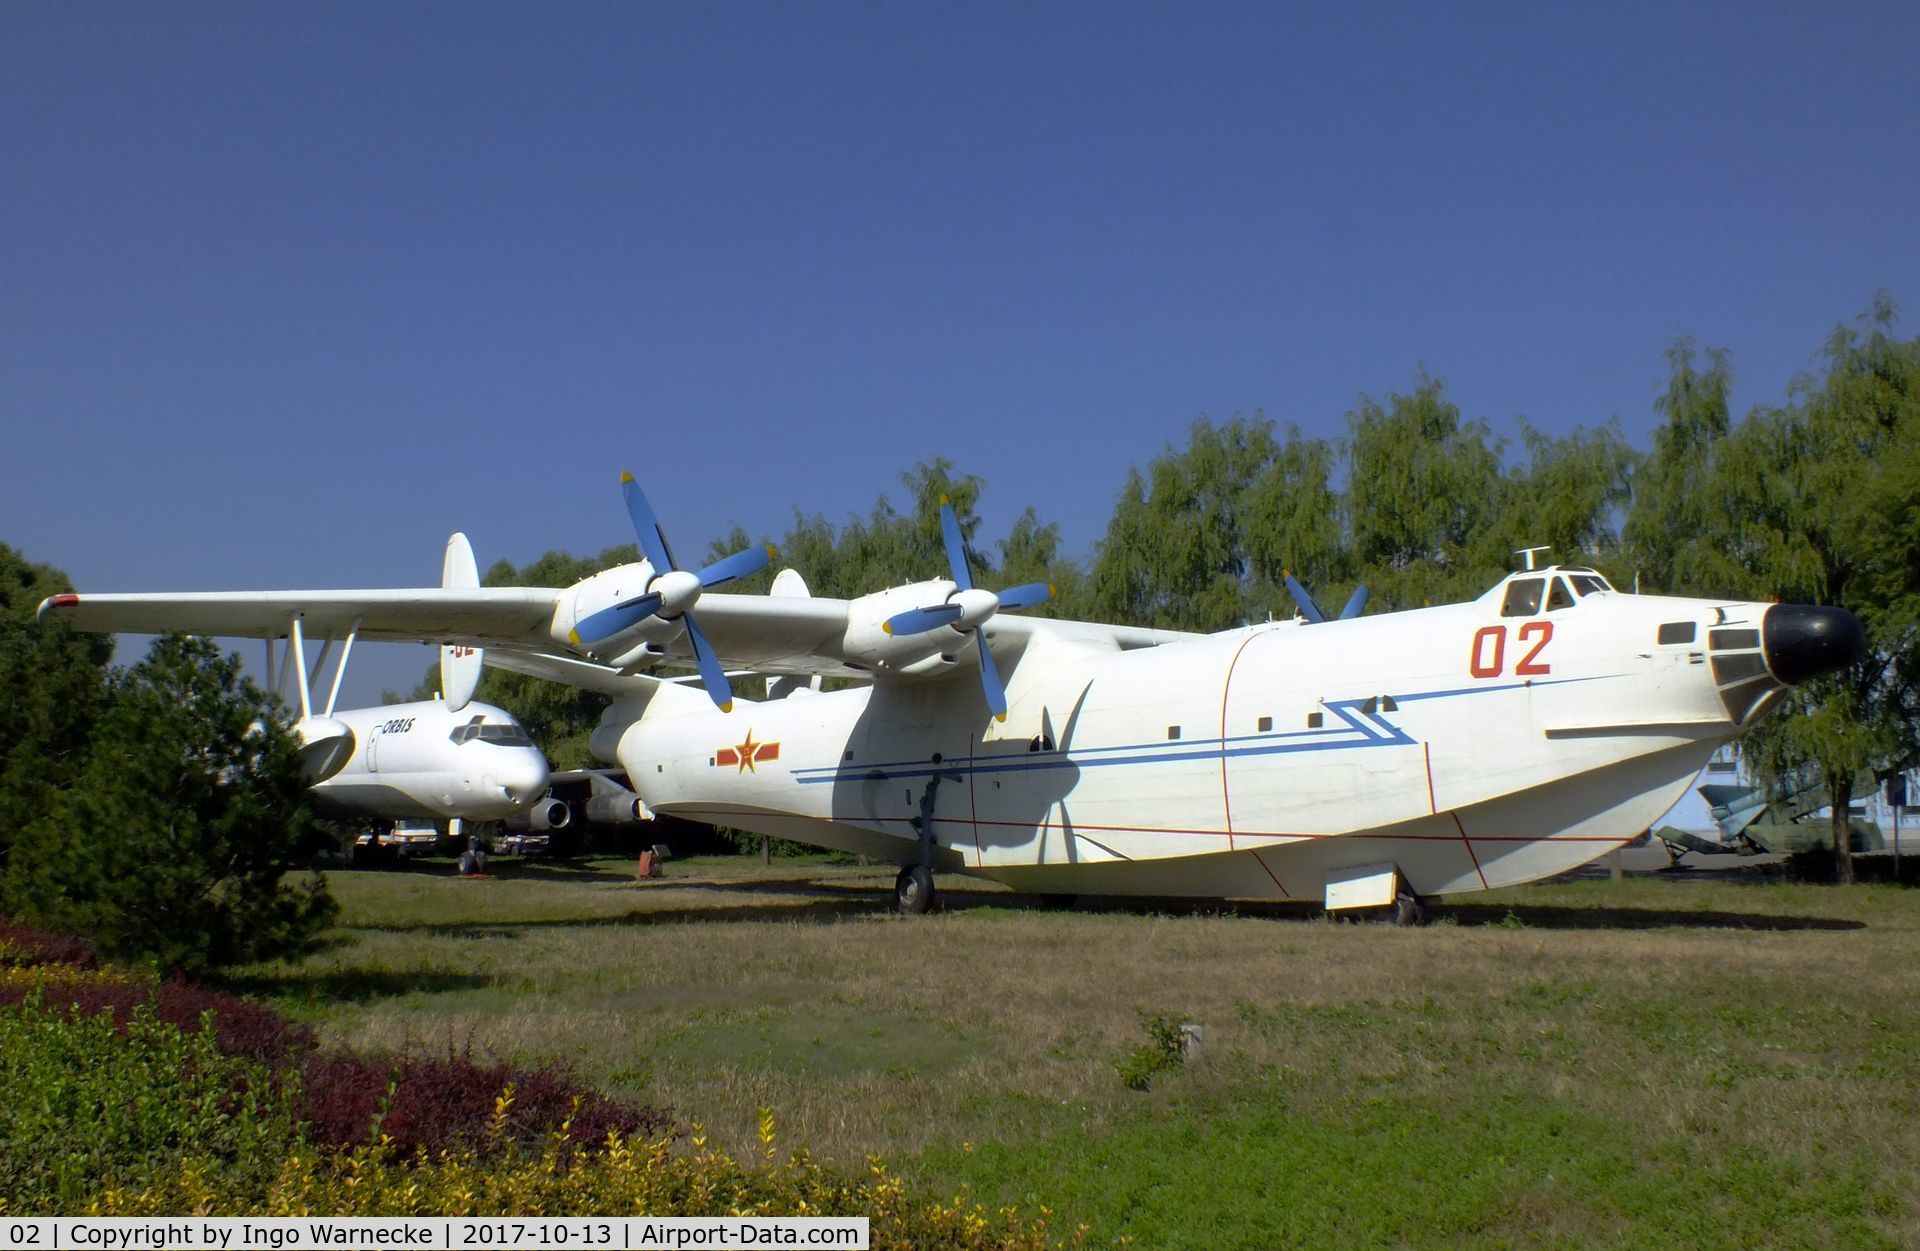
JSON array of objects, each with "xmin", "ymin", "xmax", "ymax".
[
  {"xmin": 458, "ymin": 848, "xmax": 488, "ymax": 876},
  {"xmin": 1392, "ymin": 891, "xmax": 1429, "ymax": 927},
  {"xmin": 895, "ymin": 865, "xmax": 936, "ymax": 915}
]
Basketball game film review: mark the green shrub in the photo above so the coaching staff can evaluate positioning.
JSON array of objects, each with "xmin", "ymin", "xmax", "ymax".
[
  {"xmin": 0, "ymin": 994, "xmax": 299, "ymax": 1212},
  {"xmin": 1114, "ymin": 1011, "xmax": 1188, "ymax": 1091}
]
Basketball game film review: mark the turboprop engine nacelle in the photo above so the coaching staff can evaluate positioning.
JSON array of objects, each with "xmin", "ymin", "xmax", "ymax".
[
  {"xmin": 551, "ymin": 562, "xmax": 687, "ymax": 655},
  {"xmin": 293, "ymin": 717, "xmax": 355, "ymax": 782},
  {"xmin": 507, "ymin": 797, "xmax": 572, "ymax": 832},
  {"xmin": 843, "ymin": 581, "xmax": 976, "ymax": 672}
]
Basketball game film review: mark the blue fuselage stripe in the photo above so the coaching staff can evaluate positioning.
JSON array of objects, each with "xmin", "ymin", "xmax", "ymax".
[{"xmin": 788, "ymin": 674, "xmax": 1618, "ymax": 786}]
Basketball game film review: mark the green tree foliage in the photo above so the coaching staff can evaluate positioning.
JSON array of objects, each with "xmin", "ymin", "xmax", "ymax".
[
  {"xmin": 1623, "ymin": 341, "xmax": 1734, "ymax": 592},
  {"xmin": 1090, "ymin": 417, "xmax": 1309, "ymax": 630},
  {"xmin": 1477, "ymin": 420, "xmax": 1640, "ymax": 588},
  {"xmin": 1346, "ymin": 380, "xmax": 1506, "ymax": 610},
  {"xmin": 1088, "ymin": 391, "xmax": 1635, "ymax": 630},
  {"xmin": 8, "ymin": 634, "xmax": 334, "ymax": 972},
  {"xmin": 0, "ymin": 544, "xmax": 113, "ymax": 875},
  {"xmin": 1684, "ymin": 298, "xmax": 1920, "ymax": 880}
]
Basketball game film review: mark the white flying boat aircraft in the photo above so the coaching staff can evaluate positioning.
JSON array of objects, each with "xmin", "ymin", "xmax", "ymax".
[{"xmin": 41, "ymin": 475, "xmax": 1865, "ymax": 920}]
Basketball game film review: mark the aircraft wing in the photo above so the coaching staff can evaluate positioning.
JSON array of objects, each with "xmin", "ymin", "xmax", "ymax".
[
  {"xmin": 40, "ymin": 588, "xmax": 562, "ymax": 648},
  {"xmin": 42, "ymin": 586, "xmax": 1197, "ymax": 683}
]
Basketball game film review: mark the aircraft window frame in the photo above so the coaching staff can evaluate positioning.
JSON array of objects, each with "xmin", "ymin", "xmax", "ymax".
[
  {"xmin": 1568, "ymin": 574, "xmax": 1610, "ymax": 596},
  {"xmin": 1657, "ymin": 622, "xmax": 1696, "ymax": 645},
  {"xmin": 451, "ymin": 722, "xmax": 534, "ymax": 747},
  {"xmin": 1545, "ymin": 578, "xmax": 1575, "ymax": 612},
  {"xmin": 474, "ymin": 723, "xmax": 534, "ymax": 747},
  {"xmin": 1501, "ymin": 578, "xmax": 1545, "ymax": 617}
]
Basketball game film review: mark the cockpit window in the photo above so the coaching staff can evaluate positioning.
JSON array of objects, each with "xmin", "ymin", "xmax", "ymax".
[
  {"xmin": 1568, "ymin": 574, "xmax": 1610, "ymax": 596},
  {"xmin": 450, "ymin": 721, "xmax": 534, "ymax": 747},
  {"xmin": 1545, "ymin": 578, "xmax": 1575, "ymax": 611},
  {"xmin": 1501, "ymin": 578, "xmax": 1544, "ymax": 616}
]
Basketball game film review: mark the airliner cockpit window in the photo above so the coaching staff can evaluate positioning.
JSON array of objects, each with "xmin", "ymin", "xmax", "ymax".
[
  {"xmin": 474, "ymin": 723, "xmax": 534, "ymax": 747},
  {"xmin": 1501, "ymin": 578, "xmax": 1544, "ymax": 616}
]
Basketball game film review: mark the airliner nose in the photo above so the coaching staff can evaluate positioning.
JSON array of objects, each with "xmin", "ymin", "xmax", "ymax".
[
  {"xmin": 1763, "ymin": 604, "xmax": 1866, "ymax": 684},
  {"xmin": 500, "ymin": 751, "xmax": 551, "ymax": 803}
]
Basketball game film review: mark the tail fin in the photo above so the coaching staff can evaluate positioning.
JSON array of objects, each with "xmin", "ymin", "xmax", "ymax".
[{"xmin": 441, "ymin": 533, "xmax": 483, "ymax": 711}]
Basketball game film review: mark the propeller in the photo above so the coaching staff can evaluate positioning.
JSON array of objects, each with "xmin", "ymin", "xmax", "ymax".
[
  {"xmin": 569, "ymin": 472, "xmax": 774, "ymax": 712},
  {"xmin": 882, "ymin": 496, "xmax": 1052, "ymax": 721},
  {"xmin": 1284, "ymin": 574, "xmax": 1369, "ymax": 624}
]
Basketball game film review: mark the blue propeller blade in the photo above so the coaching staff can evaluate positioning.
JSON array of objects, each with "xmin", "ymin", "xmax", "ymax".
[
  {"xmin": 938, "ymin": 497, "xmax": 973, "ymax": 592},
  {"xmin": 975, "ymin": 632, "xmax": 1008, "ymax": 721},
  {"xmin": 682, "ymin": 613, "xmax": 734, "ymax": 713},
  {"xmin": 995, "ymin": 582, "xmax": 1053, "ymax": 612},
  {"xmin": 884, "ymin": 603, "xmax": 966, "ymax": 636},
  {"xmin": 1285, "ymin": 574, "xmax": 1326, "ymax": 624},
  {"xmin": 608, "ymin": 472, "xmax": 761, "ymax": 712},
  {"xmin": 1339, "ymin": 585, "xmax": 1371, "ymax": 620},
  {"xmin": 572, "ymin": 592, "xmax": 664, "ymax": 644},
  {"xmin": 698, "ymin": 543, "xmax": 775, "ymax": 589},
  {"xmin": 621, "ymin": 472, "xmax": 679, "ymax": 573}
]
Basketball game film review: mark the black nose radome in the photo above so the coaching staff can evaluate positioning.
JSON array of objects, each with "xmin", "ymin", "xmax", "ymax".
[{"xmin": 1763, "ymin": 604, "xmax": 1866, "ymax": 684}]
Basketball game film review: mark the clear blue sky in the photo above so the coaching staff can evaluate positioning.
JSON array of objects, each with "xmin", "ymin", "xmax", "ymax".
[{"xmin": 3, "ymin": 2, "xmax": 1916, "ymax": 705}]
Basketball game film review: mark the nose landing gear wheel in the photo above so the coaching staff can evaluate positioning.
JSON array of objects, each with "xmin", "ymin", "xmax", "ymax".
[
  {"xmin": 895, "ymin": 864, "xmax": 936, "ymax": 915},
  {"xmin": 1392, "ymin": 891, "xmax": 1428, "ymax": 927}
]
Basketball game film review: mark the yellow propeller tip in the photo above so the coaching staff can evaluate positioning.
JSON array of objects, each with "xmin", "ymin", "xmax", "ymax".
[
  {"xmin": 620, "ymin": 470, "xmax": 635, "ymax": 483},
  {"xmin": 994, "ymin": 713, "xmax": 1007, "ymax": 723},
  {"xmin": 939, "ymin": 494, "xmax": 951, "ymax": 506},
  {"xmin": 566, "ymin": 629, "xmax": 580, "ymax": 645},
  {"xmin": 766, "ymin": 543, "xmax": 778, "ymax": 560},
  {"xmin": 720, "ymin": 701, "xmax": 734, "ymax": 713},
  {"xmin": 881, "ymin": 622, "xmax": 893, "ymax": 635}
]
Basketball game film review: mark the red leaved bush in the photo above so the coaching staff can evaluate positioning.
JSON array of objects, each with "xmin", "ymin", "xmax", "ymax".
[
  {"xmin": 0, "ymin": 918, "xmax": 100, "ymax": 968},
  {"xmin": 298, "ymin": 1048, "xmax": 673, "ymax": 1157},
  {"xmin": 0, "ymin": 974, "xmax": 316, "ymax": 1066},
  {"xmin": 1, "ymin": 916, "xmax": 674, "ymax": 1156}
]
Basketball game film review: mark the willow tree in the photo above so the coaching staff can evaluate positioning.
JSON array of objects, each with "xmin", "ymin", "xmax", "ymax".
[
  {"xmin": 1702, "ymin": 299, "xmax": 1920, "ymax": 881},
  {"xmin": 1089, "ymin": 416, "xmax": 1296, "ymax": 630},
  {"xmin": 1345, "ymin": 380, "xmax": 1505, "ymax": 609},
  {"xmin": 1622, "ymin": 341, "xmax": 1734, "ymax": 593}
]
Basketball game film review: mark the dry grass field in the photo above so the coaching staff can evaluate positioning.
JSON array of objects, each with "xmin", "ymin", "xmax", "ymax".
[{"xmin": 233, "ymin": 854, "xmax": 1920, "ymax": 1249}]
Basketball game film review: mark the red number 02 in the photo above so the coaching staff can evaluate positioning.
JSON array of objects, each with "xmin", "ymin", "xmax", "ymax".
[
  {"xmin": 1515, "ymin": 621, "xmax": 1553, "ymax": 675},
  {"xmin": 1469, "ymin": 622, "xmax": 1553, "ymax": 677}
]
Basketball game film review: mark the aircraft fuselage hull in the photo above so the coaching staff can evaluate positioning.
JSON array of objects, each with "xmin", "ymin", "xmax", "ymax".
[{"xmin": 605, "ymin": 584, "xmax": 1778, "ymax": 901}]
